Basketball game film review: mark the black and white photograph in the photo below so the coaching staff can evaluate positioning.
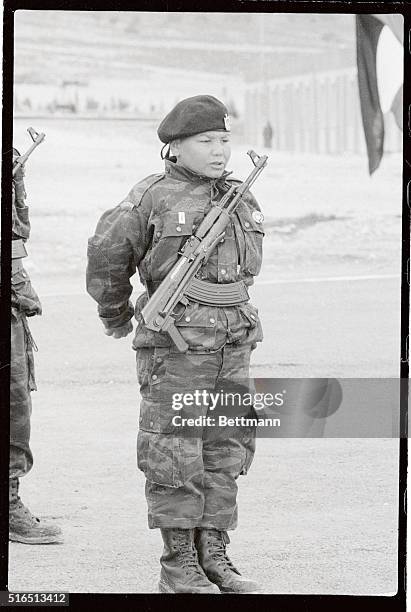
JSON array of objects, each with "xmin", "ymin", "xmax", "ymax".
[{"xmin": 2, "ymin": 4, "xmax": 406, "ymax": 603}]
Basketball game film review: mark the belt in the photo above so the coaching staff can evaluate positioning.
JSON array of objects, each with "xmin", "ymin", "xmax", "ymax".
[{"xmin": 146, "ymin": 278, "xmax": 249, "ymax": 307}]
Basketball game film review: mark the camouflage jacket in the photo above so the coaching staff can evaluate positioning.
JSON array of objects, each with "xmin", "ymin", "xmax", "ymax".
[
  {"xmin": 6, "ymin": 174, "xmax": 42, "ymax": 318},
  {"xmin": 87, "ymin": 160, "xmax": 264, "ymax": 350}
]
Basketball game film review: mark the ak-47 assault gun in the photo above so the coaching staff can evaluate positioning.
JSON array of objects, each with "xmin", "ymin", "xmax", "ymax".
[
  {"xmin": 141, "ymin": 149, "xmax": 268, "ymax": 353},
  {"xmin": 13, "ymin": 127, "xmax": 45, "ymax": 177}
]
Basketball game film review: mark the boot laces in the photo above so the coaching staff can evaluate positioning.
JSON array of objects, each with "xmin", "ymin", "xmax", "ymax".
[
  {"xmin": 9, "ymin": 480, "xmax": 39, "ymax": 523},
  {"xmin": 20, "ymin": 504, "xmax": 40, "ymax": 523},
  {"xmin": 11, "ymin": 499, "xmax": 40, "ymax": 523},
  {"xmin": 174, "ymin": 532, "xmax": 204, "ymax": 576},
  {"xmin": 9, "ymin": 479, "xmax": 20, "ymax": 503},
  {"xmin": 206, "ymin": 532, "xmax": 237, "ymax": 573}
]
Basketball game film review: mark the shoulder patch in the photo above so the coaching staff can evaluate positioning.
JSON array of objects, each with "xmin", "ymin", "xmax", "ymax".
[
  {"xmin": 125, "ymin": 173, "xmax": 165, "ymax": 209},
  {"xmin": 252, "ymin": 210, "xmax": 264, "ymax": 224}
]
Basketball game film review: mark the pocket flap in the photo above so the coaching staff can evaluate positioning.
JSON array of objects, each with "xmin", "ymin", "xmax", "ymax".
[
  {"xmin": 175, "ymin": 302, "xmax": 217, "ymax": 328},
  {"xmin": 239, "ymin": 302, "xmax": 259, "ymax": 327},
  {"xmin": 137, "ymin": 431, "xmax": 186, "ymax": 488},
  {"xmin": 161, "ymin": 212, "xmax": 198, "ymax": 237}
]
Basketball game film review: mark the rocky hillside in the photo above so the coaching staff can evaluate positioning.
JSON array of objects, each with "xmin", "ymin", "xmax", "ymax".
[{"xmin": 14, "ymin": 10, "xmax": 356, "ymax": 84}]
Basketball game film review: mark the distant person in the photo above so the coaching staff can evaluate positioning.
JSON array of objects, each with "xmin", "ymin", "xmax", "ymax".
[
  {"xmin": 263, "ymin": 120, "xmax": 273, "ymax": 148},
  {"xmin": 7, "ymin": 148, "xmax": 62, "ymax": 544},
  {"xmin": 87, "ymin": 95, "xmax": 265, "ymax": 593}
]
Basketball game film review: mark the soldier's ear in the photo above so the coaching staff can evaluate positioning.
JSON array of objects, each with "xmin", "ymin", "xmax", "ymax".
[{"xmin": 170, "ymin": 139, "xmax": 181, "ymax": 158}]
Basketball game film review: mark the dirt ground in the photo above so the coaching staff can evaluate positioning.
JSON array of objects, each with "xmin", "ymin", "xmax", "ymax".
[
  {"xmin": 7, "ymin": 278, "xmax": 400, "ymax": 595},
  {"xmin": 7, "ymin": 118, "xmax": 402, "ymax": 595}
]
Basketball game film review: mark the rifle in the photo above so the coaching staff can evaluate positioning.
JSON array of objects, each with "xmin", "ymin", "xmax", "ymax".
[
  {"xmin": 141, "ymin": 149, "xmax": 268, "ymax": 353},
  {"xmin": 13, "ymin": 127, "xmax": 46, "ymax": 177}
]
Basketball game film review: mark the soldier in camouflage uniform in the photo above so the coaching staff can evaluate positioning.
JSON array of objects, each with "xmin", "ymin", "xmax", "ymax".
[
  {"xmin": 87, "ymin": 95, "xmax": 264, "ymax": 593},
  {"xmin": 6, "ymin": 149, "xmax": 62, "ymax": 544}
]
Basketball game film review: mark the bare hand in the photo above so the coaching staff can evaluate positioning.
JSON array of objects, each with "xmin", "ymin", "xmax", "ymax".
[
  {"xmin": 104, "ymin": 321, "xmax": 133, "ymax": 339},
  {"xmin": 13, "ymin": 151, "xmax": 25, "ymax": 181}
]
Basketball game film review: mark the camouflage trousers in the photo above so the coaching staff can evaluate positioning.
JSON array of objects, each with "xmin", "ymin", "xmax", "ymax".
[
  {"xmin": 10, "ymin": 313, "xmax": 36, "ymax": 479},
  {"xmin": 136, "ymin": 343, "xmax": 256, "ymax": 530}
]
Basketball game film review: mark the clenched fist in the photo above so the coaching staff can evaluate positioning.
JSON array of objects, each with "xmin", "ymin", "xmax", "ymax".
[{"xmin": 104, "ymin": 320, "xmax": 133, "ymax": 339}]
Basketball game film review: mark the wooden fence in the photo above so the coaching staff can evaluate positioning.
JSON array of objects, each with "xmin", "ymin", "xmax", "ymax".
[{"xmin": 244, "ymin": 67, "xmax": 402, "ymax": 154}]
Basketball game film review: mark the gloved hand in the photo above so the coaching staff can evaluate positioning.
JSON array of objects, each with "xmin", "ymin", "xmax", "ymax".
[{"xmin": 104, "ymin": 320, "xmax": 133, "ymax": 339}]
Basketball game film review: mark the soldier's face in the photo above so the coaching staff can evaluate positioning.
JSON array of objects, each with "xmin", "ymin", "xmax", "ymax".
[{"xmin": 173, "ymin": 131, "xmax": 231, "ymax": 178}]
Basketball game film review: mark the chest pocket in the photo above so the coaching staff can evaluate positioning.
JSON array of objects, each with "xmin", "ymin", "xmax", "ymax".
[
  {"xmin": 236, "ymin": 208, "xmax": 265, "ymax": 276},
  {"xmin": 150, "ymin": 211, "xmax": 203, "ymax": 281},
  {"xmin": 161, "ymin": 211, "xmax": 200, "ymax": 237}
]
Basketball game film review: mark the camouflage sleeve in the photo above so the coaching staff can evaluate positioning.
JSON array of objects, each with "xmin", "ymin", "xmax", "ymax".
[
  {"xmin": 12, "ymin": 171, "xmax": 31, "ymax": 241},
  {"xmin": 86, "ymin": 190, "xmax": 153, "ymax": 330},
  {"xmin": 244, "ymin": 189, "xmax": 262, "ymax": 214}
]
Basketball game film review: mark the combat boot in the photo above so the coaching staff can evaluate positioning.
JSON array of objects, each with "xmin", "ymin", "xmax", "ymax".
[
  {"xmin": 195, "ymin": 528, "xmax": 260, "ymax": 593},
  {"xmin": 159, "ymin": 528, "xmax": 221, "ymax": 594},
  {"xmin": 9, "ymin": 478, "xmax": 63, "ymax": 545}
]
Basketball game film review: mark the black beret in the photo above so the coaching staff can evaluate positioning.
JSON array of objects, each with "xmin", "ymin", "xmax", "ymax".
[{"xmin": 157, "ymin": 95, "xmax": 230, "ymax": 144}]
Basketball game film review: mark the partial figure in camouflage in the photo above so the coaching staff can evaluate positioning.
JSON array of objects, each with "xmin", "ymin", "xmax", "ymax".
[
  {"xmin": 5, "ymin": 148, "xmax": 62, "ymax": 544},
  {"xmin": 87, "ymin": 95, "xmax": 264, "ymax": 592}
]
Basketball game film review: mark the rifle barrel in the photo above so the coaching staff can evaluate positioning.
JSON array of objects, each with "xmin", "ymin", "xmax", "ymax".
[{"xmin": 12, "ymin": 131, "xmax": 45, "ymax": 176}]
